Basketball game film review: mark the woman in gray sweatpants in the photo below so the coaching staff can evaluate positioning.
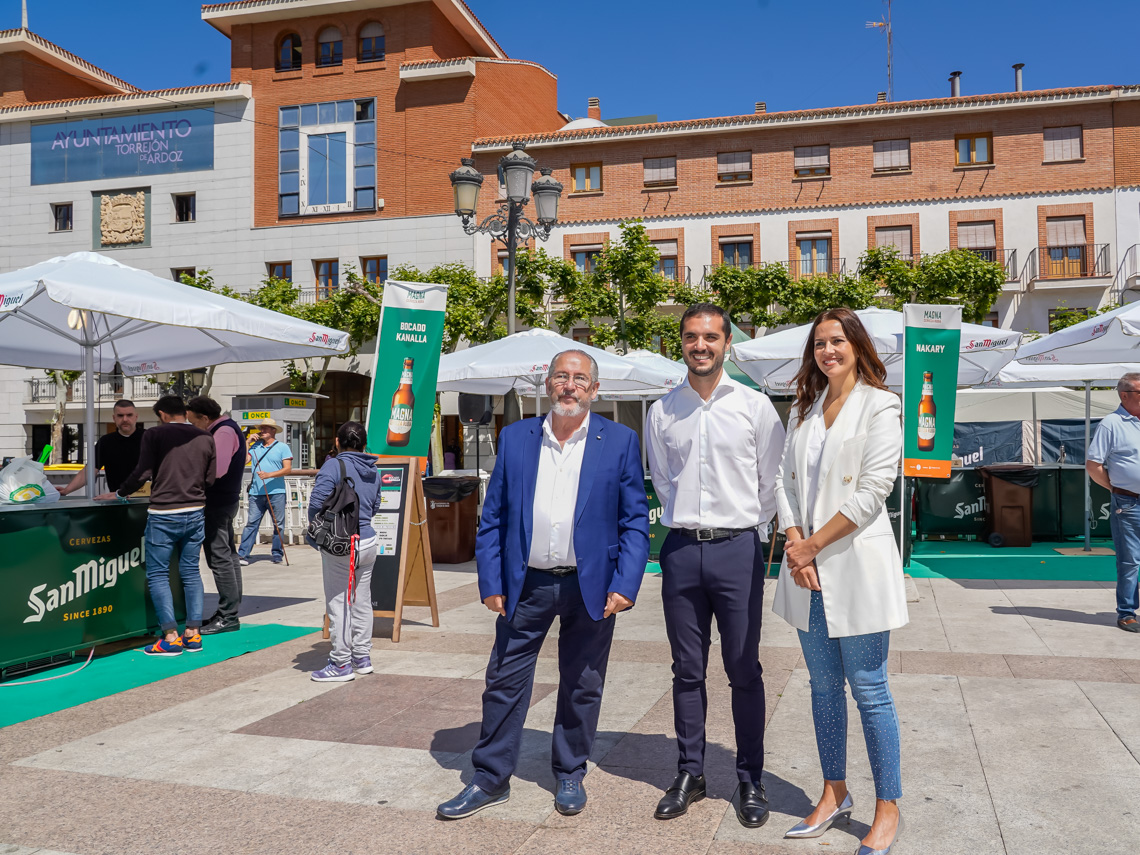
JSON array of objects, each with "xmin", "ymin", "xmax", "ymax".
[{"xmin": 307, "ymin": 421, "xmax": 382, "ymax": 682}]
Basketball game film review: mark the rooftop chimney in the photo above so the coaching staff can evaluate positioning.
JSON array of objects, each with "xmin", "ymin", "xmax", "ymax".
[
  {"xmin": 587, "ymin": 97, "xmax": 601, "ymax": 120},
  {"xmin": 949, "ymin": 71, "xmax": 962, "ymax": 98},
  {"xmin": 876, "ymin": 91, "xmax": 887, "ymax": 103},
  {"xmin": 1013, "ymin": 63, "xmax": 1025, "ymax": 92},
  {"xmin": 755, "ymin": 101, "xmax": 766, "ymax": 114}
]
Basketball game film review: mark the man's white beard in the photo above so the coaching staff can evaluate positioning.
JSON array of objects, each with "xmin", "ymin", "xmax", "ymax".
[{"xmin": 551, "ymin": 398, "xmax": 588, "ymax": 417}]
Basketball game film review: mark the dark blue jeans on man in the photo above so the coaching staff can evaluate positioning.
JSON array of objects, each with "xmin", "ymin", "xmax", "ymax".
[
  {"xmin": 470, "ymin": 570, "xmax": 617, "ymax": 793},
  {"xmin": 239, "ymin": 492, "xmax": 286, "ymax": 561},
  {"xmin": 1111, "ymin": 493, "xmax": 1140, "ymax": 620},
  {"xmin": 659, "ymin": 529, "xmax": 766, "ymax": 786},
  {"xmin": 145, "ymin": 508, "xmax": 206, "ymax": 632}
]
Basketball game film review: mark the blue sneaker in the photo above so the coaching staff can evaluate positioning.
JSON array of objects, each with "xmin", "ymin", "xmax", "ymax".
[
  {"xmin": 351, "ymin": 655, "xmax": 374, "ymax": 674},
  {"xmin": 311, "ymin": 660, "xmax": 354, "ymax": 682},
  {"xmin": 555, "ymin": 779, "xmax": 587, "ymax": 816},
  {"xmin": 182, "ymin": 632, "xmax": 203, "ymax": 653},
  {"xmin": 437, "ymin": 783, "xmax": 510, "ymax": 820},
  {"xmin": 142, "ymin": 636, "xmax": 184, "ymax": 657}
]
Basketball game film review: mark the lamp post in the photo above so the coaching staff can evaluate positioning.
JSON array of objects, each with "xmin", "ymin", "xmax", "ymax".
[{"xmin": 450, "ymin": 142, "xmax": 562, "ymax": 335}]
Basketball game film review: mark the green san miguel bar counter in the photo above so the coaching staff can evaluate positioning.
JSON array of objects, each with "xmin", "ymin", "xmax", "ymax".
[{"xmin": 0, "ymin": 498, "xmax": 185, "ymax": 675}]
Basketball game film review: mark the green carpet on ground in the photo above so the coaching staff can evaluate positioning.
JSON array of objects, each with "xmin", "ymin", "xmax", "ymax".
[
  {"xmin": 909, "ymin": 540, "xmax": 1117, "ymax": 581},
  {"xmin": 0, "ymin": 623, "xmax": 318, "ymax": 729}
]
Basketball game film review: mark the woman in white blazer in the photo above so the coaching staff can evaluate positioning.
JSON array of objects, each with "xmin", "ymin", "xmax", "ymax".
[{"xmin": 773, "ymin": 308, "xmax": 907, "ymax": 855}]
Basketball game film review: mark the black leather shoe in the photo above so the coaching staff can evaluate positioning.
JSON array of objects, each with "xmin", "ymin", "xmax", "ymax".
[
  {"xmin": 734, "ymin": 781, "xmax": 769, "ymax": 829},
  {"xmin": 200, "ymin": 616, "xmax": 240, "ymax": 635},
  {"xmin": 654, "ymin": 771, "xmax": 706, "ymax": 819}
]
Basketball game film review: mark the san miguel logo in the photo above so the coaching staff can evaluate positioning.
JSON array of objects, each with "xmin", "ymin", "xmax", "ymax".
[
  {"xmin": 308, "ymin": 332, "xmax": 341, "ymax": 345},
  {"xmin": 24, "ymin": 544, "xmax": 144, "ymax": 623},
  {"xmin": 964, "ymin": 337, "xmax": 1012, "ymax": 351},
  {"xmin": 1091, "ymin": 322, "xmax": 1109, "ymax": 338},
  {"xmin": 0, "ymin": 292, "xmax": 27, "ymax": 312}
]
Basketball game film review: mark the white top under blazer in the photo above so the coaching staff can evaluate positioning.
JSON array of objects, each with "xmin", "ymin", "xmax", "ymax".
[{"xmin": 772, "ymin": 381, "xmax": 909, "ymax": 638}]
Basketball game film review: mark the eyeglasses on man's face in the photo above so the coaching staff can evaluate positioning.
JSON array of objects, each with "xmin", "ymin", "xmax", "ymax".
[{"xmin": 550, "ymin": 372, "xmax": 593, "ymax": 389}]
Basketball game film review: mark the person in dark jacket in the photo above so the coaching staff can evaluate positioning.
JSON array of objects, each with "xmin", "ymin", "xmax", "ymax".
[
  {"xmin": 187, "ymin": 396, "xmax": 246, "ymax": 635},
  {"xmin": 307, "ymin": 421, "xmax": 382, "ymax": 682}
]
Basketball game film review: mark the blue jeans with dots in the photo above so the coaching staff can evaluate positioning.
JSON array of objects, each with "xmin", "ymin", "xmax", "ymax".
[{"xmin": 797, "ymin": 591, "xmax": 902, "ymax": 801}]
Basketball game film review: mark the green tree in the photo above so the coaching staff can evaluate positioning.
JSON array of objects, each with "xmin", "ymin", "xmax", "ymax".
[
  {"xmin": 1048, "ymin": 299, "xmax": 1119, "ymax": 333},
  {"xmin": 860, "ymin": 247, "xmax": 1005, "ymax": 323},
  {"xmin": 703, "ymin": 262, "xmax": 876, "ymax": 328},
  {"xmin": 550, "ymin": 220, "xmax": 702, "ymax": 357}
]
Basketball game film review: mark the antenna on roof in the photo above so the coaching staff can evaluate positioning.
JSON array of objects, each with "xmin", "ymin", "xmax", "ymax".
[
  {"xmin": 866, "ymin": 0, "xmax": 893, "ymax": 102},
  {"xmin": 22, "ymin": 0, "xmax": 29, "ymax": 29}
]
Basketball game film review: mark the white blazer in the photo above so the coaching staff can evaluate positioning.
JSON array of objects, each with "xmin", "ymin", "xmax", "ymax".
[{"xmin": 772, "ymin": 381, "xmax": 909, "ymax": 638}]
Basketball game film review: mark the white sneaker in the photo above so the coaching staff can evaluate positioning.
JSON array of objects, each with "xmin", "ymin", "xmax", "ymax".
[{"xmin": 239, "ymin": 558, "xmax": 250, "ymax": 566}]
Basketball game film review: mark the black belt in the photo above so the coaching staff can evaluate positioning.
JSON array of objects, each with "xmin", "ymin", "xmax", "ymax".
[
  {"xmin": 1113, "ymin": 486, "xmax": 1140, "ymax": 499},
  {"xmin": 673, "ymin": 527, "xmax": 752, "ymax": 542},
  {"xmin": 529, "ymin": 565, "xmax": 577, "ymax": 576}
]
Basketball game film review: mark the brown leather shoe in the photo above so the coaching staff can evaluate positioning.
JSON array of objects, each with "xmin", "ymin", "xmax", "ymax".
[{"xmin": 1118, "ymin": 617, "xmax": 1140, "ymax": 633}]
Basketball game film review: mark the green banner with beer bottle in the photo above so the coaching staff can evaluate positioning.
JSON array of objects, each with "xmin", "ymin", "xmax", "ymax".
[
  {"xmin": 902, "ymin": 304, "xmax": 962, "ymax": 479},
  {"xmin": 366, "ymin": 280, "xmax": 449, "ymax": 457}
]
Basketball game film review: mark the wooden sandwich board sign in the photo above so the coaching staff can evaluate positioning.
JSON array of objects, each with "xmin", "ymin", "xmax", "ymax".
[{"xmin": 369, "ymin": 456, "xmax": 439, "ymax": 642}]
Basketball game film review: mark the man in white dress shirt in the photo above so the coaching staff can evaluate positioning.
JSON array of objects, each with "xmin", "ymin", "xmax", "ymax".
[
  {"xmin": 646, "ymin": 303, "xmax": 785, "ymax": 828},
  {"xmin": 437, "ymin": 350, "xmax": 650, "ymax": 821}
]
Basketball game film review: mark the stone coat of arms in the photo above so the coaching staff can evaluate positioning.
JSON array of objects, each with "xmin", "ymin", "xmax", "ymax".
[{"xmin": 100, "ymin": 191, "xmax": 146, "ymax": 245}]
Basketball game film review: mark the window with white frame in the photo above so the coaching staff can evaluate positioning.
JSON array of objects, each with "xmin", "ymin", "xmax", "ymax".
[
  {"xmin": 51, "ymin": 202, "xmax": 72, "ymax": 231},
  {"xmin": 643, "ymin": 156, "xmax": 677, "ymax": 187},
  {"xmin": 794, "ymin": 145, "xmax": 830, "ymax": 177},
  {"xmin": 1043, "ymin": 126, "xmax": 1082, "ymax": 162},
  {"xmin": 278, "ymin": 99, "xmax": 376, "ymax": 217},
  {"xmin": 873, "ymin": 138, "xmax": 910, "ymax": 171},
  {"xmin": 717, "ymin": 151, "xmax": 752, "ymax": 182}
]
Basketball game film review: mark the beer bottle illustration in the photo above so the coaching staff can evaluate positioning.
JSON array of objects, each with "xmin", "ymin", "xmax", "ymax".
[
  {"xmin": 917, "ymin": 371, "xmax": 936, "ymax": 452},
  {"xmin": 386, "ymin": 358, "xmax": 415, "ymax": 447}
]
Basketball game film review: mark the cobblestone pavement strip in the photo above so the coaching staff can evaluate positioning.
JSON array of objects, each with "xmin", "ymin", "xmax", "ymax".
[{"xmin": 2, "ymin": 550, "xmax": 1139, "ymax": 854}]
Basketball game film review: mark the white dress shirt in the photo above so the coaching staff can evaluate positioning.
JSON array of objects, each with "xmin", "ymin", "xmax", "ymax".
[
  {"xmin": 646, "ymin": 371, "xmax": 786, "ymax": 533},
  {"xmin": 528, "ymin": 415, "xmax": 589, "ymax": 569}
]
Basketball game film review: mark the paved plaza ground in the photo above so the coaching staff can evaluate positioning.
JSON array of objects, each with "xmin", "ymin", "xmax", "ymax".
[{"xmin": 2, "ymin": 545, "xmax": 1138, "ymax": 855}]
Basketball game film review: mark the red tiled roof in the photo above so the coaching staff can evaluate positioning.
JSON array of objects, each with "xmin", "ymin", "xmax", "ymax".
[
  {"xmin": 474, "ymin": 85, "xmax": 1124, "ymax": 148},
  {"xmin": 0, "ymin": 28, "xmax": 139, "ymax": 93},
  {"xmin": 0, "ymin": 82, "xmax": 247, "ymax": 115},
  {"xmin": 201, "ymin": 0, "xmax": 507, "ymax": 57}
]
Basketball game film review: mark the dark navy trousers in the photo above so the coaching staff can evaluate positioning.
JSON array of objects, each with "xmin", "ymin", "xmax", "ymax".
[
  {"xmin": 471, "ymin": 571, "xmax": 616, "ymax": 793},
  {"xmin": 659, "ymin": 529, "xmax": 766, "ymax": 785}
]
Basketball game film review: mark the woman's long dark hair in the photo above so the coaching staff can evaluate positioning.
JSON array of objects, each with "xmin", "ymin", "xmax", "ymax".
[{"xmin": 792, "ymin": 308, "xmax": 889, "ymax": 423}]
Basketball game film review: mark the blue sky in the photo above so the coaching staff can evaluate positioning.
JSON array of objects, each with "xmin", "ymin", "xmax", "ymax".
[{"xmin": 8, "ymin": 0, "xmax": 1140, "ymax": 121}]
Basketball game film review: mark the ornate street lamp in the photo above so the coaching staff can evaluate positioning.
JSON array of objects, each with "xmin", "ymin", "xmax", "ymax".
[{"xmin": 450, "ymin": 142, "xmax": 562, "ymax": 335}]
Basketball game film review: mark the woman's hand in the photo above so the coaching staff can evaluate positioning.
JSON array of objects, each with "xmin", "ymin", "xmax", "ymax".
[
  {"xmin": 791, "ymin": 561, "xmax": 821, "ymax": 591},
  {"xmin": 785, "ymin": 535, "xmax": 821, "ymax": 572}
]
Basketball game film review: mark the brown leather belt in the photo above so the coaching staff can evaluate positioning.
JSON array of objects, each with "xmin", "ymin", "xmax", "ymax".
[{"xmin": 1112, "ymin": 486, "xmax": 1140, "ymax": 499}]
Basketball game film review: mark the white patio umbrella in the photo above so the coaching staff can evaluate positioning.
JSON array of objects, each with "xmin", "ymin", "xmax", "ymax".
[
  {"xmin": 599, "ymin": 349, "xmax": 687, "ymax": 470},
  {"xmin": 436, "ymin": 328, "xmax": 672, "ymax": 415},
  {"xmin": 1009, "ymin": 305, "xmax": 1140, "ymax": 550},
  {"xmin": 731, "ymin": 307, "xmax": 1022, "ymax": 391},
  {"xmin": 0, "ymin": 252, "xmax": 350, "ymax": 498}
]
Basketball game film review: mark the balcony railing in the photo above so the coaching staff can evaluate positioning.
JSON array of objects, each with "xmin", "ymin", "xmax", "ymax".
[
  {"xmin": 1026, "ymin": 244, "xmax": 1111, "ymax": 282},
  {"xmin": 964, "ymin": 247, "xmax": 1019, "ymax": 281},
  {"xmin": 659, "ymin": 265, "xmax": 691, "ymax": 285},
  {"xmin": 1114, "ymin": 244, "xmax": 1140, "ymax": 300},
  {"xmin": 25, "ymin": 375, "xmax": 164, "ymax": 405},
  {"xmin": 702, "ymin": 258, "xmax": 847, "ymax": 285}
]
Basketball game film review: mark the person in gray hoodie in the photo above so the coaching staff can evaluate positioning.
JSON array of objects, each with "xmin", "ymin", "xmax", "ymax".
[{"xmin": 307, "ymin": 421, "xmax": 382, "ymax": 682}]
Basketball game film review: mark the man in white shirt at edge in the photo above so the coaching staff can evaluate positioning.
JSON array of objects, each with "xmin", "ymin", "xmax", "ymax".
[
  {"xmin": 437, "ymin": 350, "xmax": 650, "ymax": 821},
  {"xmin": 646, "ymin": 303, "xmax": 785, "ymax": 829}
]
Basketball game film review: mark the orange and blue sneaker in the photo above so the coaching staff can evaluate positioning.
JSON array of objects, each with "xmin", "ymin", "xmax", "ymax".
[
  {"xmin": 183, "ymin": 632, "xmax": 203, "ymax": 653},
  {"xmin": 142, "ymin": 636, "xmax": 184, "ymax": 656}
]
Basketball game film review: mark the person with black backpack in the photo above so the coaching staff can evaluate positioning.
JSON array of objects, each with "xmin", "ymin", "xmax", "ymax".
[{"xmin": 306, "ymin": 421, "xmax": 382, "ymax": 682}]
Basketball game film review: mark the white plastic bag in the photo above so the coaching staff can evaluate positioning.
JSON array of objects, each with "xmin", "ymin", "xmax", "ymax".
[{"xmin": 0, "ymin": 457, "xmax": 61, "ymax": 504}]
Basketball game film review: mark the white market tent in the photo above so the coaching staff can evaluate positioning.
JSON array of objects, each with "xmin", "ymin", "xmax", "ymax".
[
  {"xmin": 1007, "ymin": 304, "xmax": 1140, "ymax": 549},
  {"xmin": 436, "ymin": 329, "xmax": 674, "ymax": 413},
  {"xmin": 730, "ymin": 307, "xmax": 1021, "ymax": 391},
  {"xmin": 0, "ymin": 252, "xmax": 351, "ymax": 497}
]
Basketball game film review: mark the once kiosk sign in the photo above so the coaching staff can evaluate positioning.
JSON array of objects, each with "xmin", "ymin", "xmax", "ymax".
[{"xmin": 31, "ymin": 108, "xmax": 215, "ymax": 185}]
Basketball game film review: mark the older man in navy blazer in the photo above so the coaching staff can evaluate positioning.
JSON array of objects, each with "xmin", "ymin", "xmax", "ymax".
[{"xmin": 437, "ymin": 349, "xmax": 650, "ymax": 820}]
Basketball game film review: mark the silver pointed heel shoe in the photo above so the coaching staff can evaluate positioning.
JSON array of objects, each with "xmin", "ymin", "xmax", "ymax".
[
  {"xmin": 855, "ymin": 811, "xmax": 904, "ymax": 855},
  {"xmin": 784, "ymin": 792, "xmax": 854, "ymax": 839}
]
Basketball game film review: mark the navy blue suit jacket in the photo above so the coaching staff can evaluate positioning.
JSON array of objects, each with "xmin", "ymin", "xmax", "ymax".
[{"xmin": 475, "ymin": 413, "xmax": 650, "ymax": 622}]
